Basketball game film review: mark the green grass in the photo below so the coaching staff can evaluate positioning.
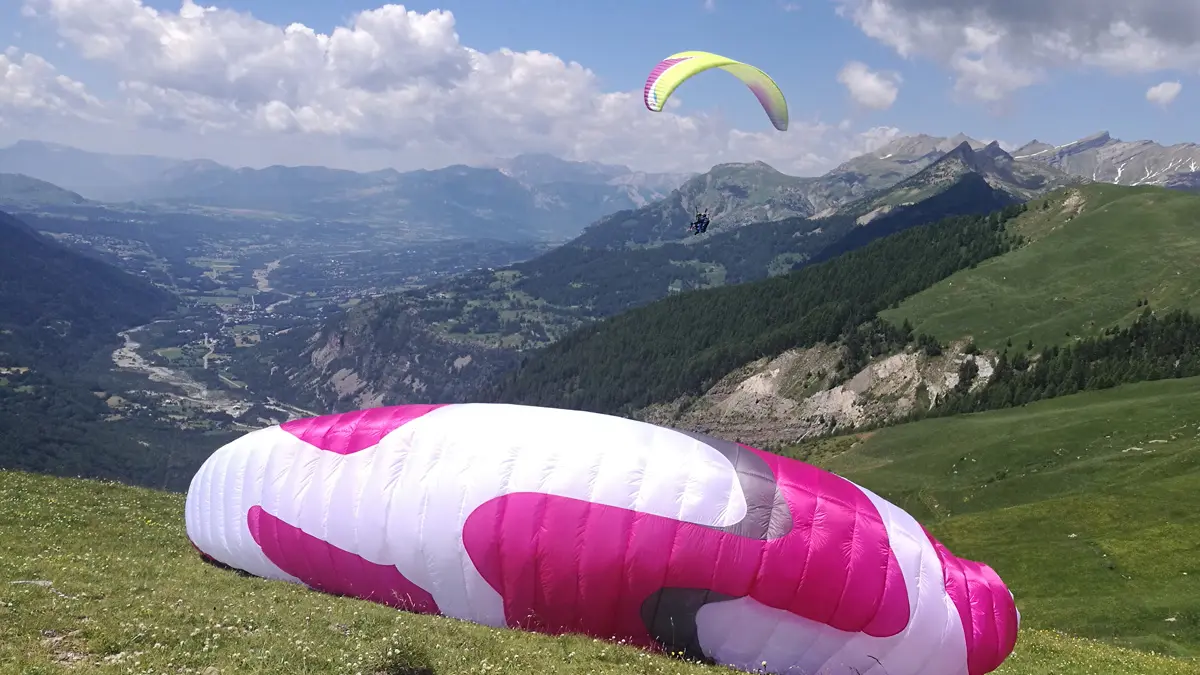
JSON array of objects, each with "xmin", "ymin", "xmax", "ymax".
[
  {"xmin": 0, "ymin": 475, "xmax": 1192, "ymax": 675},
  {"xmin": 3, "ymin": 379, "xmax": 1199, "ymax": 674},
  {"xmin": 154, "ymin": 347, "xmax": 184, "ymax": 361},
  {"xmin": 785, "ymin": 375, "xmax": 1200, "ymax": 662},
  {"xmin": 880, "ymin": 184, "xmax": 1200, "ymax": 351}
]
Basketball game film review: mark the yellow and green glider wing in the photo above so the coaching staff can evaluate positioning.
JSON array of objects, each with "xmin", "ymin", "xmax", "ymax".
[{"xmin": 642, "ymin": 50, "xmax": 788, "ymax": 131}]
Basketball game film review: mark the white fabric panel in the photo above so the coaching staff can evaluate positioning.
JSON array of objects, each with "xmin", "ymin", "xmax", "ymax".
[{"xmin": 186, "ymin": 403, "xmax": 748, "ymax": 624}]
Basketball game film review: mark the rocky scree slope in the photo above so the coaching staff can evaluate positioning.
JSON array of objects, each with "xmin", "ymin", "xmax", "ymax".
[{"xmin": 636, "ymin": 338, "xmax": 994, "ymax": 448}]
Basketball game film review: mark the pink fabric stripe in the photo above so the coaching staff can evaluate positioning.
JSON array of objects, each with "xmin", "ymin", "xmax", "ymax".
[
  {"xmin": 279, "ymin": 404, "xmax": 447, "ymax": 454},
  {"xmin": 643, "ymin": 57, "xmax": 689, "ymax": 110},
  {"xmin": 247, "ymin": 505, "xmax": 440, "ymax": 614},
  {"xmin": 462, "ymin": 443, "xmax": 910, "ymax": 645},
  {"xmin": 923, "ymin": 526, "xmax": 1019, "ymax": 675}
]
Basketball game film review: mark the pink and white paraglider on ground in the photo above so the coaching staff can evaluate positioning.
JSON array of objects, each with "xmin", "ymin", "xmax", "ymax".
[{"xmin": 185, "ymin": 402, "xmax": 1019, "ymax": 675}]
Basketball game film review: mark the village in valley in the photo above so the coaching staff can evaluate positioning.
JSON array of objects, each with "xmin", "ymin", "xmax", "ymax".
[{"xmin": 38, "ymin": 216, "xmax": 544, "ymax": 432}]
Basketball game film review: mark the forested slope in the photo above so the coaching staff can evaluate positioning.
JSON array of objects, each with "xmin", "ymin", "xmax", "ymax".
[{"xmin": 488, "ymin": 203, "xmax": 1028, "ymax": 414}]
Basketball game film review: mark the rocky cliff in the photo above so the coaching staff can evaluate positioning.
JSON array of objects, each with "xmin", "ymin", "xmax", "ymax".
[{"xmin": 635, "ymin": 340, "xmax": 994, "ymax": 448}]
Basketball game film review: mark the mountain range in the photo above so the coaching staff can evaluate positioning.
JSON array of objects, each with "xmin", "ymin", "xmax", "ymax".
[
  {"xmin": 0, "ymin": 141, "xmax": 691, "ymax": 240},
  {"xmin": 7, "ymin": 128, "xmax": 1200, "ymax": 414},
  {"xmin": 549, "ymin": 134, "xmax": 1070, "ymax": 250},
  {"xmin": 1014, "ymin": 131, "xmax": 1200, "ymax": 190},
  {"xmin": 242, "ymin": 129, "xmax": 1200, "ymax": 413},
  {"xmin": 4, "ymin": 129, "xmax": 1199, "ymax": 240}
]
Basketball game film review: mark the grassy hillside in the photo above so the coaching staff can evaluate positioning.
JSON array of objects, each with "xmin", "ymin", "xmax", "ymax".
[
  {"xmin": 489, "ymin": 203, "xmax": 1026, "ymax": 415},
  {"xmin": 786, "ymin": 375, "xmax": 1200, "ymax": 661},
  {"xmin": 881, "ymin": 184, "xmax": 1200, "ymax": 351},
  {"xmin": 1, "ymin": 464, "xmax": 1194, "ymax": 675}
]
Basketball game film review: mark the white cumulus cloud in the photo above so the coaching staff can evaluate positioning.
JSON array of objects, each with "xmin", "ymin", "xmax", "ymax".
[
  {"xmin": 0, "ymin": 0, "xmax": 899, "ymax": 176},
  {"xmin": 0, "ymin": 47, "xmax": 104, "ymax": 126},
  {"xmin": 837, "ymin": 61, "xmax": 901, "ymax": 109},
  {"xmin": 836, "ymin": 0, "xmax": 1200, "ymax": 102},
  {"xmin": 1146, "ymin": 80, "xmax": 1182, "ymax": 106}
]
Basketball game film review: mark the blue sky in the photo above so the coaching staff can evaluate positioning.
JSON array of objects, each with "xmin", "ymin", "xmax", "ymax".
[{"xmin": 1, "ymin": 0, "xmax": 1196, "ymax": 172}]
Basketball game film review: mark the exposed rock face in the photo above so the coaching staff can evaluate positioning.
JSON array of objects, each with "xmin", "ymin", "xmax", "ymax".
[
  {"xmin": 1015, "ymin": 131, "xmax": 1200, "ymax": 188},
  {"xmin": 636, "ymin": 340, "xmax": 993, "ymax": 448},
  {"xmin": 264, "ymin": 300, "xmax": 520, "ymax": 413}
]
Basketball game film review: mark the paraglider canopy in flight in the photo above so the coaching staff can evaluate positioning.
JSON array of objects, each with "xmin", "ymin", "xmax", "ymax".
[{"xmin": 643, "ymin": 50, "xmax": 789, "ymax": 131}]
